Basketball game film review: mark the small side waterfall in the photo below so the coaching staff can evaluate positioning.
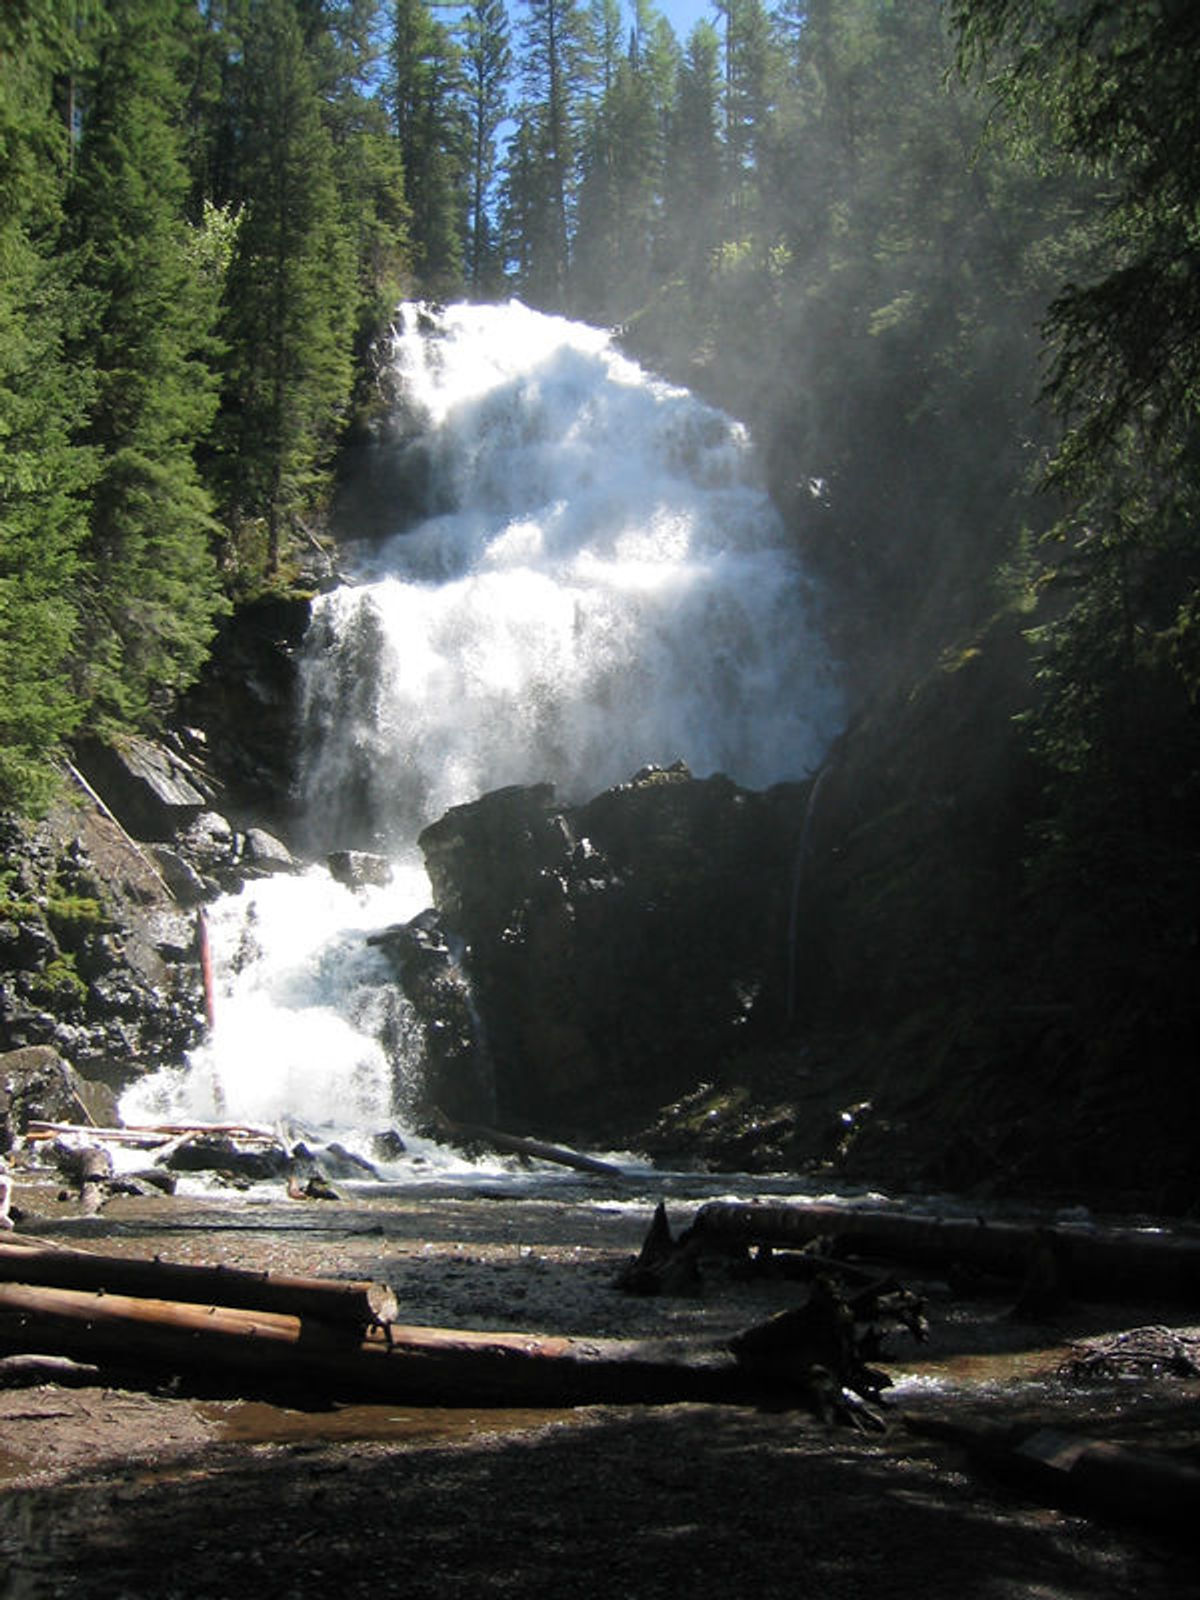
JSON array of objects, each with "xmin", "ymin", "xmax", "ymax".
[{"xmin": 122, "ymin": 301, "xmax": 843, "ymax": 1161}]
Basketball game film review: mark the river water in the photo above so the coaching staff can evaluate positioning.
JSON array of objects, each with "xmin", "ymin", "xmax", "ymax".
[{"xmin": 120, "ymin": 300, "xmax": 844, "ymax": 1176}]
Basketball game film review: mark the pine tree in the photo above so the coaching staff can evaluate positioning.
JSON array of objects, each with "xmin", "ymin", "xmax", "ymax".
[
  {"xmin": 714, "ymin": 0, "xmax": 774, "ymax": 226},
  {"xmin": 308, "ymin": 0, "xmax": 410, "ymax": 401},
  {"xmin": 0, "ymin": 1, "xmax": 95, "ymax": 805},
  {"xmin": 572, "ymin": 24, "xmax": 668, "ymax": 320},
  {"xmin": 950, "ymin": 0, "xmax": 1200, "ymax": 1061},
  {"xmin": 218, "ymin": 0, "xmax": 356, "ymax": 581},
  {"xmin": 386, "ymin": 0, "xmax": 468, "ymax": 293},
  {"xmin": 66, "ymin": 0, "xmax": 227, "ymax": 729},
  {"xmin": 511, "ymin": 0, "xmax": 587, "ymax": 305},
  {"xmin": 661, "ymin": 20, "xmax": 722, "ymax": 276},
  {"xmin": 461, "ymin": 0, "xmax": 510, "ymax": 292}
]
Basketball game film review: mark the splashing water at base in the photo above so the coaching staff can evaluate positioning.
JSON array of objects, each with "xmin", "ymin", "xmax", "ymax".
[{"xmin": 122, "ymin": 302, "xmax": 844, "ymax": 1168}]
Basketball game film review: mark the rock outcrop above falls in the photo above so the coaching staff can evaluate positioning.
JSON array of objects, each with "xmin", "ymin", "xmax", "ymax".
[{"xmin": 402, "ymin": 764, "xmax": 811, "ymax": 1133}]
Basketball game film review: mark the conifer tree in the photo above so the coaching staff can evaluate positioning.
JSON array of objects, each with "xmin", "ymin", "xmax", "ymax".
[
  {"xmin": 572, "ymin": 31, "xmax": 665, "ymax": 320},
  {"xmin": 662, "ymin": 20, "xmax": 722, "ymax": 276},
  {"xmin": 218, "ymin": 0, "xmax": 356, "ymax": 580},
  {"xmin": 461, "ymin": 0, "xmax": 510, "ymax": 292},
  {"xmin": 0, "ymin": 1, "xmax": 94, "ymax": 804},
  {"xmin": 386, "ymin": 0, "xmax": 468, "ymax": 293},
  {"xmin": 511, "ymin": 0, "xmax": 587, "ymax": 305},
  {"xmin": 66, "ymin": 0, "xmax": 227, "ymax": 729}
]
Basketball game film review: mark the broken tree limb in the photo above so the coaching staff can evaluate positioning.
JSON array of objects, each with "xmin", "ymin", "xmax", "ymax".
[
  {"xmin": 431, "ymin": 1110, "xmax": 626, "ymax": 1179},
  {"xmin": 681, "ymin": 1202, "xmax": 1200, "ymax": 1304},
  {"xmin": 903, "ymin": 1413, "xmax": 1200, "ymax": 1532},
  {"xmin": 0, "ymin": 1239, "xmax": 397, "ymax": 1328},
  {"xmin": 0, "ymin": 1281, "xmax": 779, "ymax": 1408},
  {"xmin": 0, "ymin": 1353, "xmax": 101, "ymax": 1387}
]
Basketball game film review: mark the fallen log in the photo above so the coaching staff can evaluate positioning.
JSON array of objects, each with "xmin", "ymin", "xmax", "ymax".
[
  {"xmin": 431, "ymin": 1111, "xmax": 626, "ymax": 1180},
  {"xmin": 682, "ymin": 1202, "xmax": 1200, "ymax": 1304},
  {"xmin": 0, "ymin": 1239, "xmax": 397, "ymax": 1328},
  {"xmin": 24, "ymin": 1120, "xmax": 279, "ymax": 1147},
  {"xmin": 904, "ymin": 1413, "xmax": 1200, "ymax": 1532},
  {"xmin": 0, "ymin": 1353, "xmax": 101, "ymax": 1387},
  {"xmin": 0, "ymin": 1281, "xmax": 774, "ymax": 1408}
]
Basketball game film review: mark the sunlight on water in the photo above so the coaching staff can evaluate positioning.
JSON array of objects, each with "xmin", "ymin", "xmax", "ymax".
[{"xmin": 122, "ymin": 301, "xmax": 844, "ymax": 1162}]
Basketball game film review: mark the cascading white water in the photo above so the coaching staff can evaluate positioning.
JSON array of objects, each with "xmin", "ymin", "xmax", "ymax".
[{"xmin": 122, "ymin": 301, "xmax": 843, "ymax": 1163}]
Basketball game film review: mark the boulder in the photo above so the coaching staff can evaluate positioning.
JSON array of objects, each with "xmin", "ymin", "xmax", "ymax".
[
  {"xmin": 162, "ymin": 1133, "xmax": 291, "ymax": 1184},
  {"xmin": 148, "ymin": 846, "xmax": 209, "ymax": 907},
  {"xmin": 0, "ymin": 1045, "xmax": 121, "ymax": 1152},
  {"xmin": 241, "ymin": 827, "xmax": 299, "ymax": 876},
  {"xmin": 415, "ymin": 766, "xmax": 809, "ymax": 1130},
  {"xmin": 72, "ymin": 735, "xmax": 206, "ymax": 842},
  {"xmin": 327, "ymin": 850, "xmax": 393, "ymax": 890}
]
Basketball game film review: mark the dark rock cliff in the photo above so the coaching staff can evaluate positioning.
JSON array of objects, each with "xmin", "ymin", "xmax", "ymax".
[{"xmin": 396, "ymin": 764, "xmax": 811, "ymax": 1135}]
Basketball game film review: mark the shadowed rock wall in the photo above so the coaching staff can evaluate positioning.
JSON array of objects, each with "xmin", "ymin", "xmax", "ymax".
[{"xmin": 413, "ymin": 765, "xmax": 811, "ymax": 1132}]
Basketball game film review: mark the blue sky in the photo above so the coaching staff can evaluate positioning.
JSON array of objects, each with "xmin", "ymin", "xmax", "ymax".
[{"xmin": 657, "ymin": 0, "xmax": 718, "ymax": 41}]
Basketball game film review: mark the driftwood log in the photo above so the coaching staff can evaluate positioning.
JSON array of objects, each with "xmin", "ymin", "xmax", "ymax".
[
  {"xmin": 0, "ymin": 1352, "xmax": 101, "ymax": 1386},
  {"xmin": 904, "ymin": 1413, "xmax": 1200, "ymax": 1532},
  {"xmin": 430, "ymin": 1110, "xmax": 626, "ymax": 1179},
  {"xmin": 0, "ymin": 1279, "xmax": 794, "ymax": 1408},
  {"xmin": 662, "ymin": 1201, "xmax": 1200, "ymax": 1305},
  {"xmin": 24, "ymin": 1120, "xmax": 279, "ymax": 1143},
  {"xmin": 0, "ymin": 1239, "xmax": 397, "ymax": 1327}
]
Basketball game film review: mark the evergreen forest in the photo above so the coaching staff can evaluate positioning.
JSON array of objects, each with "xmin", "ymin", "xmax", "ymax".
[{"xmin": 1, "ymin": 0, "xmax": 1197, "ymax": 1179}]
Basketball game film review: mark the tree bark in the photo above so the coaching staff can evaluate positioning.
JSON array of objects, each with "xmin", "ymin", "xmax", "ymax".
[
  {"xmin": 0, "ymin": 1239, "xmax": 397, "ymax": 1328},
  {"xmin": 683, "ymin": 1202, "xmax": 1200, "ymax": 1303},
  {"xmin": 0, "ymin": 1280, "xmax": 765, "ymax": 1407}
]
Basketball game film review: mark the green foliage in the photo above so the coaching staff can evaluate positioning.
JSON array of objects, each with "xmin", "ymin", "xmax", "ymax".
[
  {"xmin": 949, "ymin": 0, "xmax": 1200, "ymax": 1067},
  {"xmin": 29, "ymin": 953, "xmax": 88, "ymax": 1010},
  {"xmin": 386, "ymin": 0, "xmax": 468, "ymax": 293},
  {"xmin": 66, "ymin": 0, "xmax": 228, "ymax": 730},
  {"xmin": 462, "ymin": 0, "xmax": 511, "ymax": 292},
  {"xmin": 44, "ymin": 891, "xmax": 110, "ymax": 943},
  {"xmin": 217, "ymin": 0, "xmax": 357, "ymax": 583},
  {"xmin": 502, "ymin": 0, "xmax": 590, "ymax": 304},
  {"xmin": 0, "ymin": 1, "xmax": 95, "ymax": 811}
]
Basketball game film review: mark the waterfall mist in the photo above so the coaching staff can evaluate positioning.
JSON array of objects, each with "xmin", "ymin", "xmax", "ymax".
[{"xmin": 299, "ymin": 300, "xmax": 843, "ymax": 853}]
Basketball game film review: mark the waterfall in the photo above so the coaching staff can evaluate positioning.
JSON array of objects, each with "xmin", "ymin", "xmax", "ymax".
[{"xmin": 121, "ymin": 301, "xmax": 843, "ymax": 1160}]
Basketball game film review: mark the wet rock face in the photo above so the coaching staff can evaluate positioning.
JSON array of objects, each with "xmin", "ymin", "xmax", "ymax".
[
  {"xmin": 0, "ymin": 1045, "xmax": 121, "ymax": 1152},
  {"xmin": 417, "ymin": 766, "xmax": 808, "ymax": 1130},
  {"xmin": 178, "ymin": 592, "xmax": 312, "ymax": 824},
  {"xmin": 0, "ymin": 807, "xmax": 205, "ymax": 1088},
  {"xmin": 368, "ymin": 910, "xmax": 496, "ymax": 1125}
]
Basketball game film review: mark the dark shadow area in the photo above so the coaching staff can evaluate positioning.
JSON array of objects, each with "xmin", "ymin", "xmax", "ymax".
[{"xmin": 0, "ymin": 1401, "xmax": 1187, "ymax": 1599}]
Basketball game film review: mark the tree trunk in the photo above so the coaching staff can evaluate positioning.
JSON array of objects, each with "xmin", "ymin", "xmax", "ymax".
[
  {"xmin": 0, "ymin": 1280, "xmax": 766, "ymax": 1407},
  {"xmin": 682, "ymin": 1202, "xmax": 1200, "ymax": 1303},
  {"xmin": 432, "ymin": 1112, "xmax": 626, "ymax": 1178},
  {"xmin": 0, "ymin": 1239, "xmax": 396, "ymax": 1328}
]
